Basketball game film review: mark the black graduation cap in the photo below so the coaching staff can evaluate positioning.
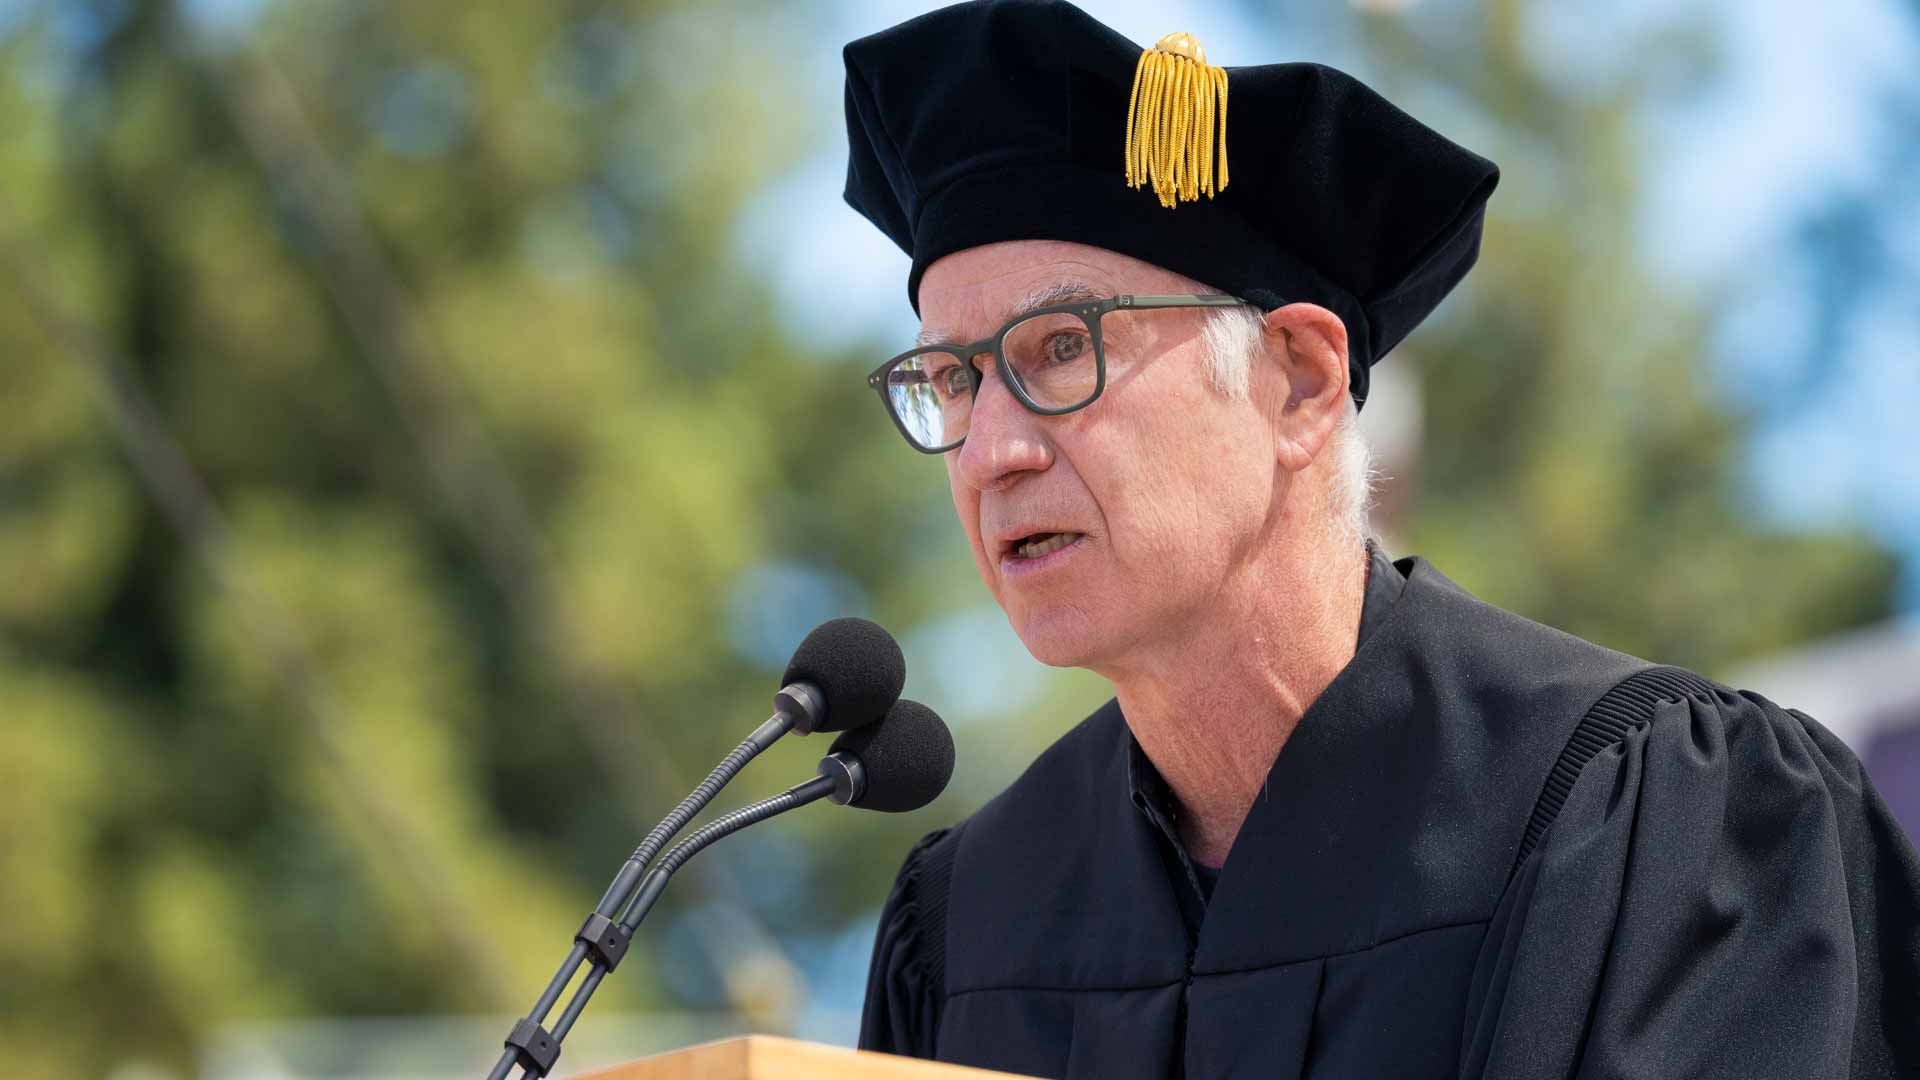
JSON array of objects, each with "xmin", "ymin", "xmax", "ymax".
[{"xmin": 842, "ymin": 0, "xmax": 1500, "ymax": 407}]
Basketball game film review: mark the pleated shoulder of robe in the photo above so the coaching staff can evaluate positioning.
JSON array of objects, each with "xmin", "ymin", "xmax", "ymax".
[{"xmin": 858, "ymin": 557, "xmax": 1920, "ymax": 1080}]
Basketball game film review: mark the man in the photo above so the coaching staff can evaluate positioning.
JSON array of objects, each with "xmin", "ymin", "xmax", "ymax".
[{"xmin": 841, "ymin": 2, "xmax": 1920, "ymax": 1077}]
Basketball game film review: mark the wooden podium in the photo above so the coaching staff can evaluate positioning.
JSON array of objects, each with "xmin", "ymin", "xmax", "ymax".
[{"xmin": 569, "ymin": 1035, "xmax": 1038, "ymax": 1080}]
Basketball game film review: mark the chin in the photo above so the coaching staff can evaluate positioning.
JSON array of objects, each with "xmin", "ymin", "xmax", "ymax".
[{"xmin": 1006, "ymin": 600, "xmax": 1115, "ymax": 670}]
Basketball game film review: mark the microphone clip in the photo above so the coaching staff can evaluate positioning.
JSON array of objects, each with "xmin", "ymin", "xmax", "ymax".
[
  {"xmin": 772, "ymin": 681, "xmax": 827, "ymax": 735},
  {"xmin": 816, "ymin": 750, "xmax": 866, "ymax": 806},
  {"xmin": 574, "ymin": 912, "xmax": 633, "ymax": 972}
]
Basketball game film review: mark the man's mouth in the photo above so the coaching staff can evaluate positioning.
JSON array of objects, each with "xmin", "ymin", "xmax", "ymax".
[{"xmin": 1010, "ymin": 531, "xmax": 1085, "ymax": 560}]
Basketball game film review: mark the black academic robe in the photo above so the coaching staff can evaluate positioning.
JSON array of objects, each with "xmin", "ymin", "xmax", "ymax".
[{"xmin": 858, "ymin": 557, "xmax": 1920, "ymax": 1079}]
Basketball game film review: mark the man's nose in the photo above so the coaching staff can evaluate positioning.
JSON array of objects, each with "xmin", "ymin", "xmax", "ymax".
[{"xmin": 953, "ymin": 360, "xmax": 1053, "ymax": 492}]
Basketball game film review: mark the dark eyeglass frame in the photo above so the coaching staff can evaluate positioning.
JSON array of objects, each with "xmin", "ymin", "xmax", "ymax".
[{"xmin": 866, "ymin": 293, "xmax": 1252, "ymax": 454}]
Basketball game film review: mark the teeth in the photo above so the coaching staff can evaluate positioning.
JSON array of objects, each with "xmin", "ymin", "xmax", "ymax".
[{"xmin": 1015, "ymin": 532, "xmax": 1081, "ymax": 560}]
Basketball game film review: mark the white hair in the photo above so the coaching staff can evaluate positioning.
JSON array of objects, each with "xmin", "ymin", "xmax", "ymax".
[{"xmin": 1200, "ymin": 305, "xmax": 1377, "ymax": 544}]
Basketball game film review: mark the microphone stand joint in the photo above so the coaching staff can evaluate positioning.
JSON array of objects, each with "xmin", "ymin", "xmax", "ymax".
[
  {"xmin": 503, "ymin": 1017, "xmax": 560, "ymax": 1079},
  {"xmin": 574, "ymin": 912, "xmax": 633, "ymax": 972}
]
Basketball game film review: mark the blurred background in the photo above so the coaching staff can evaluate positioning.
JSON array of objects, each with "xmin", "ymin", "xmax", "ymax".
[{"xmin": 2, "ymin": 0, "xmax": 1918, "ymax": 1076}]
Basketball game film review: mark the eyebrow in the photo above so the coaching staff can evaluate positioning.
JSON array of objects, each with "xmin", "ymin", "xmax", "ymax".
[{"xmin": 914, "ymin": 280, "xmax": 1101, "ymax": 348}]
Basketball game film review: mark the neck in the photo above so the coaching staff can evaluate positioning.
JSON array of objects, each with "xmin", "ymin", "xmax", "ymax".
[{"xmin": 1101, "ymin": 521, "xmax": 1368, "ymax": 868}]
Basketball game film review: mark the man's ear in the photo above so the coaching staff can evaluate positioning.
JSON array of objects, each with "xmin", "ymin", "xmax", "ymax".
[{"xmin": 1259, "ymin": 302, "xmax": 1351, "ymax": 474}]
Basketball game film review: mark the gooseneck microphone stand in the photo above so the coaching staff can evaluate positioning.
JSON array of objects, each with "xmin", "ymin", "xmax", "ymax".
[
  {"xmin": 532, "ymin": 770, "xmax": 850, "ymax": 1070},
  {"xmin": 483, "ymin": 689, "xmax": 825, "ymax": 1080}
]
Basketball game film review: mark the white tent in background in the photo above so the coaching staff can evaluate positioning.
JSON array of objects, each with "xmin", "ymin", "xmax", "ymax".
[{"xmin": 1730, "ymin": 616, "xmax": 1920, "ymax": 838}]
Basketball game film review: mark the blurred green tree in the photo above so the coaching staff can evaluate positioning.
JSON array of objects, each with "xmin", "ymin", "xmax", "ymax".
[
  {"xmin": 1306, "ymin": 0, "xmax": 1900, "ymax": 665},
  {"xmin": 0, "ymin": 0, "xmax": 971, "ymax": 1072}
]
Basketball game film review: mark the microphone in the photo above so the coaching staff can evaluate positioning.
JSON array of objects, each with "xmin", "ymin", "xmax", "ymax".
[
  {"xmin": 817, "ymin": 699, "xmax": 956, "ymax": 812},
  {"xmin": 616, "ymin": 698, "xmax": 954, "ymax": 932},
  {"xmin": 776, "ymin": 615, "xmax": 908, "ymax": 735},
  {"xmin": 607, "ymin": 617, "xmax": 905, "ymax": 901},
  {"xmin": 485, "ymin": 618, "xmax": 905, "ymax": 1080},
  {"xmin": 517, "ymin": 699, "xmax": 955, "ymax": 1074}
]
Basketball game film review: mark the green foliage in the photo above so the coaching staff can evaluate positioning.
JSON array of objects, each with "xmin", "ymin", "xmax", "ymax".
[{"xmin": 1347, "ymin": 0, "xmax": 1898, "ymax": 670}]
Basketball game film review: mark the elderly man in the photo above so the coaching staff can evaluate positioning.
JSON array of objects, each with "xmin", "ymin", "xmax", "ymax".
[{"xmin": 841, "ymin": 3, "xmax": 1920, "ymax": 1078}]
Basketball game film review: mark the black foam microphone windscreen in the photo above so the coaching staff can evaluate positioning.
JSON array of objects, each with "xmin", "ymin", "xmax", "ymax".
[
  {"xmin": 780, "ymin": 617, "xmax": 906, "ymax": 732},
  {"xmin": 828, "ymin": 698, "xmax": 954, "ymax": 812}
]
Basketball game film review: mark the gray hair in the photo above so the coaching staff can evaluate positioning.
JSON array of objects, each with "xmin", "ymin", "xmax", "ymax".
[{"xmin": 1200, "ymin": 306, "xmax": 1377, "ymax": 544}]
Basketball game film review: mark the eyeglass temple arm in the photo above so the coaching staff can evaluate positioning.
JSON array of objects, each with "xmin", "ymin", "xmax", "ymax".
[{"xmin": 1118, "ymin": 294, "xmax": 1250, "ymax": 309}]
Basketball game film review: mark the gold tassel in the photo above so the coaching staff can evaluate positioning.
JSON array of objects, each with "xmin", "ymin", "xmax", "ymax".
[{"xmin": 1124, "ymin": 32, "xmax": 1229, "ymax": 208}]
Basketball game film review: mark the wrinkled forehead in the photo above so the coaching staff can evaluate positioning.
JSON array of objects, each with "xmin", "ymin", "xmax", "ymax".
[
  {"xmin": 914, "ymin": 280, "xmax": 1099, "ymax": 349},
  {"xmin": 915, "ymin": 240, "xmax": 1203, "ymax": 346}
]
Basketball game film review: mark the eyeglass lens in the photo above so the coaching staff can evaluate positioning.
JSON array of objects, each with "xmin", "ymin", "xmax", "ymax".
[{"xmin": 882, "ymin": 311, "xmax": 1101, "ymax": 451}]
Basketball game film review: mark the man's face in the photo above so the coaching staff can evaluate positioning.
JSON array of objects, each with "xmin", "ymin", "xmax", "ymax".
[{"xmin": 917, "ymin": 240, "xmax": 1288, "ymax": 671}]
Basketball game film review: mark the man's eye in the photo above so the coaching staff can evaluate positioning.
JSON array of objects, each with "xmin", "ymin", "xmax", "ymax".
[
  {"xmin": 1043, "ymin": 331, "xmax": 1090, "ymax": 364},
  {"xmin": 935, "ymin": 365, "xmax": 971, "ymax": 398}
]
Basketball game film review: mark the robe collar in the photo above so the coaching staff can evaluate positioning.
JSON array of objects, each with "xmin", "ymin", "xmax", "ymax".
[
  {"xmin": 941, "ymin": 554, "xmax": 1649, "ymax": 993},
  {"xmin": 1125, "ymin": 539, "xmax": 1409, "ymax": 882}
]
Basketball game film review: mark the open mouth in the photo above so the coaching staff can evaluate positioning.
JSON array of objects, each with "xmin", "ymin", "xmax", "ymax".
[{"xmin": 1008, "ymin": 531, "xmax": 1085, "ymax": 561}]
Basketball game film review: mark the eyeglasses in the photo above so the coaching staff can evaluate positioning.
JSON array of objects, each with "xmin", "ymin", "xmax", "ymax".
[{"xmin": 866, "ymin": 294, "xmax": 1251, "ymax": 453}]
